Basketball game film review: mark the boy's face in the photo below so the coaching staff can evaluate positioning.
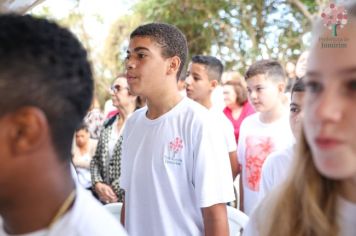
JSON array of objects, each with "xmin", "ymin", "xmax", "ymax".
[
  {"xmin": 289, "ymin": 91, "xmax": 304, "ymax": 139},
  {"xmin": 246, "ymin": 74, "xmax": 284, "ymax": 113},
  {"xmin": 125, "ymin": 36, "xmax": 171, "ymax": 97},
  {"xmin": 185, "ymin": 63, "xmax": 214, "ymax": 104}
]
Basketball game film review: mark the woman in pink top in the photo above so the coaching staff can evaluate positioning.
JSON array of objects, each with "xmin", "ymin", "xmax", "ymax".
[{"xmin": 223, "ymin": 80, "xmax": 255, "ymax": 144}]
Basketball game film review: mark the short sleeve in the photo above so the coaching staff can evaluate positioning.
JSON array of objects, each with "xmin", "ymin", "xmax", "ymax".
[
  {"xmin": 237, "ymin": 119, "xmax": 248, "ymax": 164},
  {"xmin": 119, "ymin": 121, "xmax": 130, "ymax": 191},
  {"xmin": 193, "ymin": 115, "xmax": 235, "ymax": 207}
]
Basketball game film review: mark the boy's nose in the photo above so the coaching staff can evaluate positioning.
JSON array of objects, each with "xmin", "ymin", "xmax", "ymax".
[
  {"xmin": 249, "ymin": 90, "xmax": 257, "ymax": 99},
  {"xmin": 126, "ymin": 58, "xmax": 136, "ymax": 70},
  {"xmin": 185, "ymin": 75, "xmax": 193, "ymax": 85}
]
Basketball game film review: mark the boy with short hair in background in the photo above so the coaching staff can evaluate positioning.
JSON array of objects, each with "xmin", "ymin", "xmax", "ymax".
[{"xmin": 237, "ymin": 60, "xmax": 294, "ymax": 215}]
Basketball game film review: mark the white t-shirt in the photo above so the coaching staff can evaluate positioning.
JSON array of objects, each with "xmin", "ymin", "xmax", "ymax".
[
  {"xmin": 237, "ymin": 112, "xmax": 294, "ymax": 216},
  {"xmin": 209, "ymin": 108, "xmax": 237, "ymax": 153},
  {"xmin": 211, "ymin": 85, "xmax": 225, "ymax": 111},
  {"xmin": 120, "ymin": 97, "xmax": 235, "ymax": 236},
  {"xmin": 338, "ymin": 197, "xmax": 356, "ymax": 236},
  {"xmin": 259, "ymin": 145, "xmax": 294, "ymax": 200},
  {"xmin": 0, "ymin": 186, "xmax": 127, "ymax": 236},
  {"xmin": 243, "ymin": 196, "xmax": 356, "ymax": 236}
]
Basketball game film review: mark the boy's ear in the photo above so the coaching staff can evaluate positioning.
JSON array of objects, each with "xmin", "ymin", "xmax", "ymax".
[
  {"xmin": 210, "ymin": 80, "xmax": 218, "ymax": 89},
  {"xmin": 9, "ymin": 107, "xmax": 48, "ymax": 155},
  {"xmin": 277, "ymin": 81, "xmax": 286, "ymax": 93},
  {"xmin": 167, "ymin": 56, "xmax": 181, "ymax": 76}
]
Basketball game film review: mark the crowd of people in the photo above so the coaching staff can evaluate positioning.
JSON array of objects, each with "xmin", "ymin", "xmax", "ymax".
[{"xmin": 0, "ymin": 2, "xmax": 356, "ymax": 236}]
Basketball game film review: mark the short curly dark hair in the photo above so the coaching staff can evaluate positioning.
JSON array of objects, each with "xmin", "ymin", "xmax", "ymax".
[
  {"xmin": 130, "ymin": 23, "xmax": 188, "ymax": 80},
  {"xmin": 0, "ymin": 14, "xmax": 93, "ymax": 161}
]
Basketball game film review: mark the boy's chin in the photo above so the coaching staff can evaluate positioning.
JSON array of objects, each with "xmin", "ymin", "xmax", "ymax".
[{"xmin": 252, "ymin": 104, "xmax": 264, "ymax": 112}]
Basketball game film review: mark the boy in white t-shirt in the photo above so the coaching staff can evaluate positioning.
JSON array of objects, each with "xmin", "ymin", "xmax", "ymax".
[
  {"xmin": 0, "ymin": 15, "xmax": 126, "ymax": 235},
  {"xmin": 259, "ymin": 78, "xmax": 305, "ymax": 199},
  {"xmin": 120, "ymin": 23, "xmax": 235, "ymax": 236},
  {"xmin": 185, "ymin": 55, "xmax": 239, "ymax": 179},
  {"xmin": 237, "ymin": 60, "xmax": 294, "ymax": 216}
]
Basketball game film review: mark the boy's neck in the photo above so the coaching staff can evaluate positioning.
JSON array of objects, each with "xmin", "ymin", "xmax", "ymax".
[
  {"xmin": 1, "ymin": 166, "xmax": 75, "ymax": 234},
  {"xmin": 146, "ymin": 87, "xmax": 183, "ymax": 120},
  {"xmin": 197, "ymin": 97, "xmax": 212, "ymax": 110},
  {"xmin": 259, "ymin": 102, "xmax": 286, "ymax": 123}
]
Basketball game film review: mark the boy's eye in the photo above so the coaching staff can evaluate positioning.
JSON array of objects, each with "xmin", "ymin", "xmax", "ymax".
[
  {"xmin": 305, "ymin": 81, "xmax": 323, "ymax": 93},
  {"xmin": 290, "ymin": 107, "xmax": 300, "ymax": 113},
  {"xmin": 138, "ymin": 53, "xmax": 146, "ymax": 59},
  {"xmin": 193, "ymin": 77, "xmax": 200, "ymax": 81},
  {"xmin": 125, "ymin": 54, "xmax": 130, "ymax": 60},
  {"xmin": 346, "ymin": 80, "xmax": 356, "ymax": 90}
]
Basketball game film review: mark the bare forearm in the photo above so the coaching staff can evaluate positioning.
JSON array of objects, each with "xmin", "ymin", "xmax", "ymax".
[
  {"xmin": 121, "ymin": 198, "xmax": 125, "ymax": 226},
  {"xmin": 204, "ymin": 219, "xmax": 229, "ymax": 236},
  {"xmin": 202, "ymin": 203, "xmax": 229, "ymax": 236},
  {"xmin": 229, "ymin": 151, "xmax": 240, "ymax": 180},
  {"xmin": 239, "ymin": 176, "xmax": 244, "ymax": 212}
]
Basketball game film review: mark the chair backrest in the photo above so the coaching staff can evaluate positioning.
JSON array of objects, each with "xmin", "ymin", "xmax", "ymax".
[
  {"xmin": 227, "ymin": 206, "xmax": 249, "ymax": 236},
  {"xmin": 103, "ymin": 202, "xmax": 123, "ymax": 223}
]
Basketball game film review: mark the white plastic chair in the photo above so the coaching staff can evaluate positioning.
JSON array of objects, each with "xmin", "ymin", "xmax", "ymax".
[
  {"xmin": 227, "ymin": 206, "xmax": 249, "ymax": 236},
  {"xmin": 103, "ymin": 202, "xmax": 123, "ymax": 223}
]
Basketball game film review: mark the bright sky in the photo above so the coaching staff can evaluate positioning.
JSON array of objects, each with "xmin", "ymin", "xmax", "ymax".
[{"xmin": 32, "ymin": 0, "xmax": 138, "ymax": 51}]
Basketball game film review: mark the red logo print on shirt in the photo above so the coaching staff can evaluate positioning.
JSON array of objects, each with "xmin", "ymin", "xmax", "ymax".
[
  {"xmin": 245, "ymin": 136, "xmax": 275, "ymax": 191},
  {"xmin": 169, "ymin": 137, "xmax": 183, "ymax": 154},
  {"xmin": 164, "ymin": 137, "xmax": 184, "ymax": 166}
]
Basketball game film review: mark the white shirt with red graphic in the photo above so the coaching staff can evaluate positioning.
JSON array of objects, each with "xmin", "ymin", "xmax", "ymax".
[
  {"xmin": 120, "ymin": 97, "xmax": 235, "ymax": 236},
  {"xmin": 237, "ymin": 112, "xmax": 294, "ymax": 216}
]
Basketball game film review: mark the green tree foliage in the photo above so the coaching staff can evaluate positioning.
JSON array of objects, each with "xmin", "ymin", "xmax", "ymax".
[
  {"xmin": 31, "ymin": 0, "xmax": 330, "ymax": 104},
  {"xmin": 32, "ymin": 2, "xmax": 114, "ymax": 106},
  {"xmin": 131, "ymin": 0, "xmax": 326, "ymax": 73},
  {"xmin": 101, "ymin": 13, "xmax": 142, "ymax": 78}
]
